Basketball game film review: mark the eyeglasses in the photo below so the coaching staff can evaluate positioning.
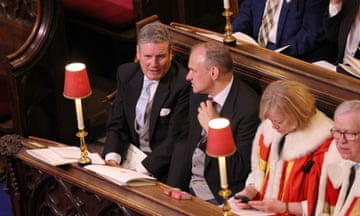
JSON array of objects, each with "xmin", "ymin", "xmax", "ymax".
[{"xmin": 330, "ymin": 128, "xmax": 360, "ymax": 141}]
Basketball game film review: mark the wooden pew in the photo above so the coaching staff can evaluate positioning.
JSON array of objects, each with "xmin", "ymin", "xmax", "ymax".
[
  {"xmin": 0, "ymin": 0, "xmax": 76, "ymax": 143},
  {"xmin": 103, "ymin": 21, "xmax": 360, "ymax": 120},
  {"xmin": 0, "ymin": 135, "xmax": 225, "ymax": 216},
  {"xmin": 167, "ymin": 23, "xmax": 360, "ymax": 116}
]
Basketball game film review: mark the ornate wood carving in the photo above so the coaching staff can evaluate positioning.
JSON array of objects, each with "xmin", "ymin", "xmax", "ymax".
[
  {"xmin": 3, "ymin": 135, "xmax": 224, "ymax": 216},
  {"xmin": 15, "ymin": 165, "xmax": 131, "ymax": 215},
  {"xmin": 0, "ymin": 0, "xmax": 75, "ymax": 144},
  {"xmin": 0, "ymin": 0, "xmax": 36, "ymax": 23},
  {"xmin": 0, "ymin": 134, "xmax": 23, "ymax": 156}
]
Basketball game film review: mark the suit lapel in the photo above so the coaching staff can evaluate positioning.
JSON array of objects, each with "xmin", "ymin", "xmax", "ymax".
[
  {"xmin": 205, "ymin": 79, "xmax": 238, "ymax": 166},
  {"xmin": 127, "ymin": 69, "xmax": 144, "ymax": 132},
  {"xmin": 148, "ymin": 68, "xmax": 172, "ymax": 138},
  {"xmin": 219, "ymin": 77, "xmax": 239, "ymax": 121},
  {"xmin": 190, "ymin": 94, "xmax": 208, "ymax": 152},
  {"xmin": 276, "ymin": 0, "xmax": 291, "ymax": 45}
]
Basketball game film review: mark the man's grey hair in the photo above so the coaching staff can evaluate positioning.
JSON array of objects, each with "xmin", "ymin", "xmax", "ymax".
[
  {"xmin": 137, "ymin": 22, "xmax": 172, "ymax": 46},
  {"xmin": 334, "ymin": 100, "xmax": 360, "ymax": 117}
]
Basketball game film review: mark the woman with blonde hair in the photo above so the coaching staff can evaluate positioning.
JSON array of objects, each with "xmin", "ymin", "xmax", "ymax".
[{"xmin": 232, "ymin": 80, "xmax": 333, "ymax": 215}]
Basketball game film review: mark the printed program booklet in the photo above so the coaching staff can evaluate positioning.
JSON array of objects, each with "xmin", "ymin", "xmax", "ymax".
[
  {"xmin": 26, "ymin": 146, "xmax": 105, "ymax": 166},
  {"xmin": 84, "ymin": 164, "xmax": 157, "ymax": 187}
]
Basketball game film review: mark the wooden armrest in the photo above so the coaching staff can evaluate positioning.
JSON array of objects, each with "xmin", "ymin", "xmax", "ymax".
[
  {"xmin": 136, "ymin": 14, "xmax": 159, "ymax": 35},
  {"xmin": 102, "ymin": 90, "xmax": 117, "ymax": 111}
]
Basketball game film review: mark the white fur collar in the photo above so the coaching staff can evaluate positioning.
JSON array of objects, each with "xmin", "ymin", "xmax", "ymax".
[
  {"xmin": 263, "ymin": 110, "xmax": 333, "ymax": 161},
  {"xmin": 261, "ymin": 110, "xmax": 333, "ymax": 199},
  {"xmin": 326, "ymin": 143, "xmax": 360, "ymax": 195},
  {"xmin": 248, "ymin": 110, "xmax": 333, "ymax": 195}
]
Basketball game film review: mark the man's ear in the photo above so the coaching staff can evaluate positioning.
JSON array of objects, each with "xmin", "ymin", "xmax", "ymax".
[
  {"xmin": 136, "ymin": 45, "xmax": 140, "ymax": 61},
  {"xmin": 210, "ymin": 66, "xmax": 220, "ymax": 80},
  {"xmin": 169, "ymin": 46, "xmax": 173, "ymax": 61}
]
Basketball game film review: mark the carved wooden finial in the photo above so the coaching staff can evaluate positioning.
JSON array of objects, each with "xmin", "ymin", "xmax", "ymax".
[{"xmin": 0, "ymin": 134, "xmax": 24, "ymax": 156}]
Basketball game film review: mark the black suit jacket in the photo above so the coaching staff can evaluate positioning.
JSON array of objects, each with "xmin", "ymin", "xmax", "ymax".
[
  {"xmin": 103, "ymin": 60, "xmax": 190, "ymax": 181},
  {"xmin": 167, "ymin": 75, "xmax": 260, "ymax": 203},
  {"xmin": 324, "ymin": 0, "xmax": 360, "ymax": 63}
]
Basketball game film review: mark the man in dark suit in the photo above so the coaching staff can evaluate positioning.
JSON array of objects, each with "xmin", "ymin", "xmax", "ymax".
[
  {"xmin": 232, "ymin": 0, "xmax": 330, "ymax": 62},
  {"xmin": 167, "ymin": 42, "xmax": 260, "ymax": 205},
  {"xmin": 324, "ymin": 0, "xmax": 360, "ymax": 64},
  {"xmin": 103, "ymin": 22, "xmax": 190, "ymax": 182}
]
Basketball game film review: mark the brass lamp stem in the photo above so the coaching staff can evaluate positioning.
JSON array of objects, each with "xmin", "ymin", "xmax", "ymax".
[
  {"xmin": 219, "ymin": 186, "xmax": 232, "ymax": 216},
  {"xmin": 77, "ymin": 129, "xmax": 91, "ymax": 165},
  {"xmin": 222, "ymin": 8, "xmax": 236, "ymax": 46}
]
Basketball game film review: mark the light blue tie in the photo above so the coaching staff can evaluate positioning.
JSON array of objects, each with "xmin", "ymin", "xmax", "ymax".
[{"xmin": 136, "ymin": 80, "xmax": 152, "ymax": 128}]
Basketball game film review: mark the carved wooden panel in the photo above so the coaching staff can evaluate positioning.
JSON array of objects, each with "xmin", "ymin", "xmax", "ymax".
[
  {"xmin": 0, "ymin": 0, "xmax": 36, "ymax": 56},
  {"xmin": 0, "ymin": 0, "xmax": 76, "ymax": 144}
]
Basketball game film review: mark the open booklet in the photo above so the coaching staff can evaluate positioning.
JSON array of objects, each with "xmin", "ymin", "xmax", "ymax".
[
  {"xmin": 313, "ymin": 57, "xmax": 360, "ymax": 79},
  {"xmin": 195, "ymin": 31, "xmax": 290, "ymax": 53},
  {"xmin": 26, "ymin": 146, "xmax": 105, "ymax": 166},
  {"xmin": 84, "ymin": 164, "xmax": 156, "ymax": 187},
  {"xmin": 339, "ymin": 56, "xmax": 360, "ymax": 78}
]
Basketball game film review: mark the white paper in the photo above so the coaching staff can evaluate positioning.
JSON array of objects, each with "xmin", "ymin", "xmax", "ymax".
[
  {"xmin": 274, "ymin": 45, "xmax": 290, "ymax": 53},
  {"xmin": 49, "ymin": 146, "xmax": 105, "ymax": 165},
  {"xmin": 339, "ymin": 64, "xmax": 360, "ymax": 78},
  {"xmin": 49, "ymin": 146, "xmax": 82, "ymax": 158},
  {"xmin": 232, "ymin": 32, "xmax": 258, "ymax": 45},
  {"xmin": 312, "ymin": 60, "xmax": 337, "ymax": 71},
  {"xmin": 196, "ymin": 31, "xmax": 289, "ymax": 53},
  {"xmin": 26, "ymin": 148, "xmax": 79, "ymax": 166},
  {"xmin": 195, "ymin": 32, "xmax": 224, "ymax": 42},
  {"xmin": 344, "ymin": 56, "xmax": 360, "ymax": 72},
  {"xmin": 121, "ymin": 144, "xmax": 147, "ymax": 170},
  {"xmin": 27, "ymin": 146, "xmax": 105, "ymax": 166},
  {"xmin": 84, "ymin": 164, "xmax": 156, "ymax": 187}
]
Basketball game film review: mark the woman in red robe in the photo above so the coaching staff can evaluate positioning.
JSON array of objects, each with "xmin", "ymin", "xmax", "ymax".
[{"xmin": 232, "ymin": 80, "xmax": 333, "ymax": 215}]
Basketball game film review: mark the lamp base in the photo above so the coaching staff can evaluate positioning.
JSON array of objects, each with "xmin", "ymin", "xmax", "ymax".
[
  {"xmin": 78, "ymin": 156, "xmax": 92, "ymax": 166},
  {"xmin": 219, "ymin": 187, "xmax": 232, "ymax": 216},
  {"xmin": 223, "ymin": 39, "xmax": 236, "ymax": 47},
  {"xmin": 77, "ymin": 130, "xmax": 92, "ymax": 166},
  {"xmin": 222, "ymin": 9, "xmax": 236, "ymax": 47}
]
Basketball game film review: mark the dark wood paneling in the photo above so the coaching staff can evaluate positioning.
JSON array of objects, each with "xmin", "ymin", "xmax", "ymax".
[
  {"xmin": 168, "ymin": 23, "xmax": 360, "ymax": 117},
  {"xmin": 0, "ymin": 0, "xmax": 76, "ymax": 143}
]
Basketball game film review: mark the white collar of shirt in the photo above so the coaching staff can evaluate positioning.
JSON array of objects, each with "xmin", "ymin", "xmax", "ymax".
[
  {"xmin": 144, "ymin": 77, "xmax": 159, "ymax": 101},
  {"xmin": 208, "ymin": 75, "xmax": 234, "ymax": 109},
  {"xmin": 329, "ymin": 2, "xmax": 342, "ymax": 16}
]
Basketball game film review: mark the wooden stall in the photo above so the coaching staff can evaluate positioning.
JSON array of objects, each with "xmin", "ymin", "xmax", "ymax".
[
  {"xmin": 0, "ymin": 0, "xmax": 75, "ymax": 142},
  {"xmin": 0, "ymin": 135, "xmax": 225, "ymax": 216},
  {"xmin": 167, "ymin": 23, "xmax": 360, "ymax": 117}
]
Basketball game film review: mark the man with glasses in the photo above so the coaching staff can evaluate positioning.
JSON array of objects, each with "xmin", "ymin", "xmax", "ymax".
[{"xmin": 315, "ymin": 100, "xmax": 360, "ymax": 215}]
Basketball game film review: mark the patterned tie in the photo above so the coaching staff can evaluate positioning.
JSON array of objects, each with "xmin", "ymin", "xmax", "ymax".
[
  {"xmin": 198, "ymin": 97, "xmax": 219, "ymax": 151},
  {"xmin": 258, "ymin": 0, "xmax": 280, "ymax": 47},
  {"xmin": 136, "ymin": 80, "xmax": 152, "ymax": 128},
  {"xmin": 207, "ymin": 97, "xmax": 219, "ymax": 113}
]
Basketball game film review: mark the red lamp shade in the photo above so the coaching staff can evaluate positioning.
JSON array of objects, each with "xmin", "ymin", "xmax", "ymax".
[
  {"xmin": 206, "ymin": 118, "xmax": 236, "ymax": 157},
  {"xmin": 63, "ymin": 63, "xmax": 92, "ymax": 99}
]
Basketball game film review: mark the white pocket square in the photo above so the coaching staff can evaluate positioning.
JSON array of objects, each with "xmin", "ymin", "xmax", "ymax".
[{"xmin": 160, "ymin": 108, "xmax": 171, "ymax": 116}]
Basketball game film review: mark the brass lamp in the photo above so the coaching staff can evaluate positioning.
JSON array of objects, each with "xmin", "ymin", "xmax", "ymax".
[
  {"xmin": 222, "ymin": 0, "xmax": 236, "ymax": 46},
  {"xmin": 207, "ymin": 118, "xmax": 236, "ymax": 216},
  {"xmin": 63, "ymin": 62, "xmax": 92, "ymax": 165}
]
